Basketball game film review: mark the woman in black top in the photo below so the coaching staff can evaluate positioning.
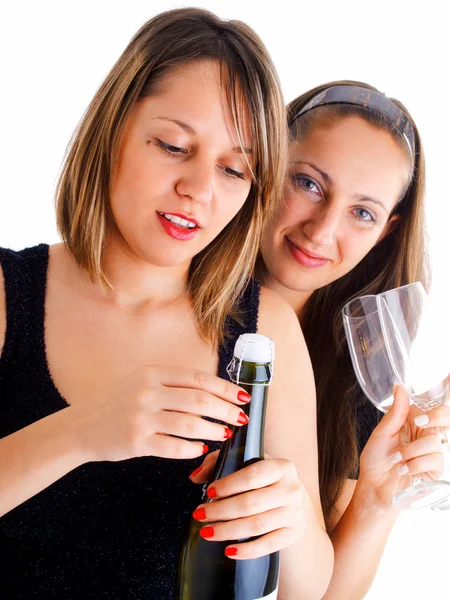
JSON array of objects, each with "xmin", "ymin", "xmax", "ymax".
[{"xmin": 0, "ymin": 8, "xmax": 333, "ymax": 600}]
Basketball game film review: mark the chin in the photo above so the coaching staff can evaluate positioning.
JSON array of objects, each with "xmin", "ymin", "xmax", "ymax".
[
  {"xmin": 276, "ymin": 265, "xmax": 325, "ymax": 294},
  {"xmin": 144, "ymin": 250, "xmax": 193, "ymax": 268}
]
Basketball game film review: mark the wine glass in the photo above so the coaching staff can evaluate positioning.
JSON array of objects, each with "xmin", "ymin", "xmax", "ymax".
[
  {"xmin": 343, "ymin": 295, "xmax": 398, "ymax": 413},
  {"xmin": 343, "ymin": 288, "xmax": 450, "ymax": 509},
  {"xmin": 377, "ymin": 282, "xmax": 450, "ymax": 509}
]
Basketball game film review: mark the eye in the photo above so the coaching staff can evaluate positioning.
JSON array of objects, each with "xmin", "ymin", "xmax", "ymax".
[
  {"xmin": 220, "ymin": 165, "xmax": 246, "ymax": 180},
  {"xmin": 352, "ymin": 207, "xmax": 377, "ymax": 223},
  {"xmin": 291, "ymin": 174, "xmax": 321, "ymax": 197},
  {"xmin": 155, "ymin": 139, "xmax": 188, "ymax": 155}
]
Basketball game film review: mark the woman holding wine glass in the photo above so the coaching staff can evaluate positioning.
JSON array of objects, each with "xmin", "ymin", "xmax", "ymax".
[
  {"xmin": 259, "ymin": 81, "xmax": 450, "ymax": 598},
  {"xmin": 195, "ymin": 80, "xmax": 450, "ymax": 599}
]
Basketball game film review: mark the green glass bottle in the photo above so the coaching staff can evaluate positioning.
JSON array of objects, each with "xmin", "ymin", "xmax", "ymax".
[{"xmin": 176, "ymin": 333, "xmax": 279, "ymax": 600}]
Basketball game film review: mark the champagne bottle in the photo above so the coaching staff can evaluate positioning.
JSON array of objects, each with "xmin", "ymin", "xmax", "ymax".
[{"xmin": 176, "ymin": 333, "xmax": 279, "ymax": 600}]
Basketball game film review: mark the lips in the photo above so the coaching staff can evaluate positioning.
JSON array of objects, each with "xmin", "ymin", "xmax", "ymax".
[
  {"xmin": 286, "ymin": 237, "xmax": 331, "ymax": 268},
  {"xmin": 157, "ymin": 212, "xmax": 200, "ymax": 241}
]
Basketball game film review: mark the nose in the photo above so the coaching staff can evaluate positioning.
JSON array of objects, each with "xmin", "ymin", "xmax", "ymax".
[
  {"xmin": 175, "ymin": 159, "xmax": 214, "ymax": 205},
  {"xmin": 302, "ymin": 206, "xmax": 340, "ymax": 247}
]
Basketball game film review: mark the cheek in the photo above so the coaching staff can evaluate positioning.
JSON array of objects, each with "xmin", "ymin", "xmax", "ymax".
[
  {"xmin": 278, "ymin": 189, "xmax": 313, "ymax": 229},
  {"xmin": 215, "ymin": 185, "xmax": 251, "ymax": 224},
  {"xmin": 338, "ymin": 231, "xmax": 380, "ymax": 270}
]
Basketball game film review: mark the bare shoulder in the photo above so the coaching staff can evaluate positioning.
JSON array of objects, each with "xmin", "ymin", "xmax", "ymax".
[
  {"xmin": 257, "ymin": 284, "xmax": 306, "ymax": 346},
  {"xmin": 257, "ymin": 285, "xmax": 323, "ymax": 519},
  {"xmin": 257, "ymin": 285, "xmax": 313, "ymax": 385},
  {"xmin": 0, "ymin": 263, "xmax": 5, "ymax": 357}
]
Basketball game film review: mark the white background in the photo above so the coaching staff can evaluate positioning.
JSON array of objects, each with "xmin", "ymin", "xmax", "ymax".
[{"xmin": 0, "ymin": 1, "xmax": 449, "ymax": 597}]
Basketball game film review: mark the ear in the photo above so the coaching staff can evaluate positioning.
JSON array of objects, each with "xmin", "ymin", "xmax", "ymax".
[{"xmin": 376, "ymin": 214, "xmax": 401, "ymax": 245}]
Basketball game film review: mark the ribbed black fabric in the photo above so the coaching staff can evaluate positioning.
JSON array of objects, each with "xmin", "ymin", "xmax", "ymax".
[{"xmin": 0, "ymin": 244, "xmax": 260, "ymax": 599}]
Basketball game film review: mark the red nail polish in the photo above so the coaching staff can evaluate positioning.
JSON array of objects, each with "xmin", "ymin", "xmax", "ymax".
[
  {"xmin": 193, "ymin": 507, "xmax": 206, "ymax": 520},
  {"xmin": 225, "ymin": 546, "xmax": 238, "ymax": 557},
  {"xmin": 238, "ymin": 390, "xmax": 251, "ymax": 403},
  {"xmin": 189, "ymin": 466, "xmax": 203, "ymax": 478},
  {"xmin": 199, "ymin": 526, "xmax": 215, "ymax": 539},
  {"xmin": 202, "ymin": 444, "xmax": 209, "ymax": 454},
  {"xmin": 237, "ymin": 412, "xmax": 249, "ymax": 425},
  {"xmin": 207, "ymin": 486, "xmax": 217, "ymax": 499},
  {"xmin": 224, "ymin": 427, "xmax": 233, "ymax": 439}
]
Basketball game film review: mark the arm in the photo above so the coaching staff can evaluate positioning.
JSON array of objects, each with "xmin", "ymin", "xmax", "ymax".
[
  {"xmin": 0, "ymin": 357, "xmax": 259, "ymax": 518},
  {"xmin": 0, "ymin": 408, "xmax": 90, "ymax": 517},
  {"xmin": 322, "ymin": 479, "xmax": 399, "ymax": 600},
  {"xmin": 0, "ymin": 264, "xmax": 86, "ymax": 515},
  {"xmin": 323, "ymin": 386, "xmax": 447, "ymax": 600},
  {"xmin": 258, "ymin": 287, "xmax": 334, "ymax": 600}
]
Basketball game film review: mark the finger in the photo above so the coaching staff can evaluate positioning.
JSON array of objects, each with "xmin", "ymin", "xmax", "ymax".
[
  {"xmin": 205, "ymin": 459, "xmax": 295, "ymax": 500},
  {"xmin": 198, "ymin": 507, "xmax": 292, "ymax": 543},
  {"xmin": 401, "ymin": 452, "xmax": 445, "ymax": 479},
  {"xmin": 224, "ymin": 528, "xmax": 295, "ymax": 560},
  {"xmin": 371, "ymin": 386, "xmax": 410, "ymax": 439},
  {"xmin": 161, "ymin": 388, "xmax": 249, "ymax": 427},
  {"xmin": 414, "ymin": 405, "xmax": 450, "ymax": 429},
  {"xmin": 189, "ymin": 450, "xmax": 219, "ymax": 482},
  {"xmin": 153, "ymin": 411, "xmax": 234, "ymax": 442},
  {"xmin": 149, "ymin": 433, "xmax": 209, "ymax": 460},
  {"xmin": 399, "ymin": 434, "xmax": 442, "ymax": 462},
  {"xmin": 194, "ymin": 483, "xmax": 301, "ymax": 522},
  {"xmin": 156, "ymin": 365, "xmax": 251, "ymax": 404}
]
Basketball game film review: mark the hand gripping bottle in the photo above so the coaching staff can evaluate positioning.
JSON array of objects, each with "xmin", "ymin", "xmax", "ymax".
[{"xmin": 176, "ymin": 333, "xmax": 279, "ymax": 600}]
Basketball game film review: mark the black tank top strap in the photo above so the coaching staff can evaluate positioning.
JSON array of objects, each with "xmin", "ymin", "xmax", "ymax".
[
  {"xmin": 218, "ymin": 279, "xmax": 260, "ymax": 381},
  {"xmin": 0, "ymin": 244, "xmax": 49, "ymax": 372}
]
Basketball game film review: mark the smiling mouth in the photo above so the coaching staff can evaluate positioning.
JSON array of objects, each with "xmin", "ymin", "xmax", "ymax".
[
  {"xmin": 286, "ymin": 237, "xmax": 331, "ymax": 268},
  {"xmin": 157, "ymin": 212, "xmax": 199, "ymax": 230}
]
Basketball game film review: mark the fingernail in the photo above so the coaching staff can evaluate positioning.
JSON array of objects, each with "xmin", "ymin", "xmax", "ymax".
[
  {"xmin": 392, "ymin": 451, "xmax": 403, "ymax": 465},
  {"xmin": 414, "ymin": 415, "xmax": 429, "ymax": 427},
  {"xmin": 238, "ymin": 412, "xmax": 249, "ymax": 425},
  {"xmin": 193, "ymin": 507, "xmax": 206, "ymax": 520},
  {"xmin": 202, "ymin": 444, "xmax": 209, "ymax": 454},
  {"xmin": 238, "ymin": 390, "xmax": 251, "ymax": 403},
  {"xmin": 207, "ymin": 486, "xmax": 217, "ymax": 499},
  {"xmin": 398, "ymin": 464, "xmax": 409, "ymax": 475},
  {"xmin": 189, "ymin": 466, "xmax": 203, "ymax": 478},
  {"xmin": 224, "ymin": 427, "xmax": 234, "ymax": 439},
  {"xmin": 199, "ymin": 526, "xmax": 215, "ymax": 539},
  {"xmin": 225, "ymin": 546, "xmax": 238, "ymax": 557}
]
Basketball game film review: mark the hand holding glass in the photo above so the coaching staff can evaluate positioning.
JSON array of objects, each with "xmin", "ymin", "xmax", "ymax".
[{"xmin": 343, "ymin": 283, "xmax": 450, "ymax": 509}]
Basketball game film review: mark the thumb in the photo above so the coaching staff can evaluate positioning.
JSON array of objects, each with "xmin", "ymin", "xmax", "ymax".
[
  {"xmin": 373, "ymin": 385, "xmax": 410, "ymax": 438},
  {"xmin": 189, "ymin": 449, "xmax": 219, "ymax": 483}
]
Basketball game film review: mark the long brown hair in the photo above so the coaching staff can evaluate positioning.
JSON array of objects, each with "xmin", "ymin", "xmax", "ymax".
[
  {"xmin": 55, "ymin": 8, "xmax": 287, "ymax": 347},
  {"xmin": 288, "ymin": 81, "xmax": 430, "ymax": 526}
]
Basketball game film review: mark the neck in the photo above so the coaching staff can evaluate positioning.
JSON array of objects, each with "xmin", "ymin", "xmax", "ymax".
[
  {"xmin": 256, "ymin": 264, "xmax": 312, "ymax": 320},
  {"xmin": 88, "ymin": 234, "xmax": 190, "ymax": 312}
]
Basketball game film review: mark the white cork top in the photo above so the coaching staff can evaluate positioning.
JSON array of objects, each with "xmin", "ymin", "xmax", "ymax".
[{"xmin": 233, "ymin": 333, "xmax": 274, "ymax": 364}]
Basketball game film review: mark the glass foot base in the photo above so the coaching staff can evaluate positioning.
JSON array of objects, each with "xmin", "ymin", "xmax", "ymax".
[{"xmin": 392, "ymin": 480, "xmax": 450, "ymax": 510}]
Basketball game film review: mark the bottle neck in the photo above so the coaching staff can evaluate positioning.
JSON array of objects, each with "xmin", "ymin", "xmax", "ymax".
[{"xmin": 240, "ymin": 382, "xmax": 269, "ymax": 463}]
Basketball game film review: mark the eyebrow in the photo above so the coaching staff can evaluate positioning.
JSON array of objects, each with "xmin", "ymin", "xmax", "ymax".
[
  {"xmin": 352, "ymin": 194, "xmax": 388, "ymax": 214},
  {"xmin": 293, "ymin": 160, "xmax": 333, "ymax": 186},
  {"xmin": 293, "ymin": 160, "xmax": 388, "ymax": 213},
  {"xmin": 152, "ymin": 116, "xmax": 252, "ymax": 154}
]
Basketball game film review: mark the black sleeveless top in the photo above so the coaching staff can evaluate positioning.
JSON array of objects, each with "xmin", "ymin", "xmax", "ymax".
[{"xmin": 0, "ymin": 244, "xmax": 261, "ymax": 599}]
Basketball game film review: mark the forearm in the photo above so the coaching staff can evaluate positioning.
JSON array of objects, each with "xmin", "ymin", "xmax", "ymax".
[
  {"xmin": 0, "ymin": 406, "xmax": 87, "ymax": 517},
  {"xmin": 279, "ymin": 498, "xmax": 334, "ymax": 600},
  {"xmin": 322, "ymin": 482, "xmax": 400, "ymax": 600}
]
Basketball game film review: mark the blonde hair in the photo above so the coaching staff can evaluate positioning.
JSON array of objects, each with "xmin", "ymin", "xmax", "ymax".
[{"xmin": 56, "ymin": 8, "xmax": 287, "ymax": 346}]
